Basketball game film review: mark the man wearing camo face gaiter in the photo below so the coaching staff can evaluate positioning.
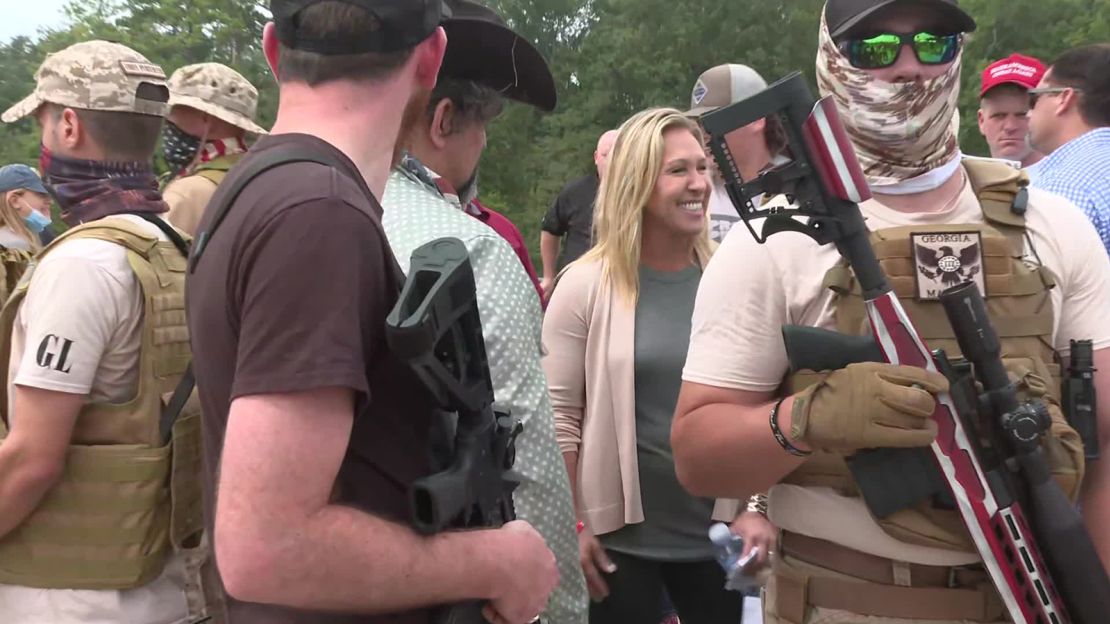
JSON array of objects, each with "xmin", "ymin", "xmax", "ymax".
[
  {"xmin": 672, "ymin": 1, "xmax": 1110, "ymax": 622},
  {"xmin": 815, "ymin": 3, "xmax": 963, "ymax": 190}
]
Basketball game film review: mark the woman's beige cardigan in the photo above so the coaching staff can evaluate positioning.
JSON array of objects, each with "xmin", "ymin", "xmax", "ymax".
[{"xmin": 541, "ymin": 258, "xmax": 740, "ymax": 536}]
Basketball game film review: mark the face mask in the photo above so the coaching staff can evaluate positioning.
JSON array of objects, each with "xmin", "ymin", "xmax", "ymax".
[
  {"xmin": 39, "ymin": 143, "xmax": 166, "ymax": 226},
  {"xmin": 22, "ymin": 208, "xmax": 52, "ymax": 233},
  {"xmin": 161, "ymin": 121, "xmax": 202, "ymax": 171},
  {"xmin": 815, "ymin": 10, "xmax": 962, "ymax": 188}
]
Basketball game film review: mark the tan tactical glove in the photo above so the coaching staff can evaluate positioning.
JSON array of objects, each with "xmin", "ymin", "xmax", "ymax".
[{"xmin": 790, "ymin": 362, "xmax": 948, "ymax": 452}]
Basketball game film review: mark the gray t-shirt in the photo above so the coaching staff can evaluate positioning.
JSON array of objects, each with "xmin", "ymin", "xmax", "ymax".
[
  {"xmin": 599, "ymin": 264, "xmax": 716, "ymax": 561},
  {"xmin": 0, "ymin": 226, "xmax": 33, "ymax": 251}
]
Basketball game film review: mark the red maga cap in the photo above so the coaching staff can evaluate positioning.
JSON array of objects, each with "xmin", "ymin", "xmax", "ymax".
[{"xmin": 980, "ymin": 53, "xmax": 1047, "ymax": 97}]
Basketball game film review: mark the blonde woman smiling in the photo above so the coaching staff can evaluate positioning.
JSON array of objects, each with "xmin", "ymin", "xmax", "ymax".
[{"xmin": 543, "ymin": 108, "xmax": 770, "ymax": 624}]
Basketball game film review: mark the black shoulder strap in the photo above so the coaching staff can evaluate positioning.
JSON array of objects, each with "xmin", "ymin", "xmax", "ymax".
[
  {"xmin": 129, "ymin": 212, "xmax": 191, "ymax": 259},
  {"xmin": 163, "ymin": 146, "xmax": 398, "ymax": 443},
  {"xmin": 188, "ymin": 146, "xmax": 351, "ymax": 273}
]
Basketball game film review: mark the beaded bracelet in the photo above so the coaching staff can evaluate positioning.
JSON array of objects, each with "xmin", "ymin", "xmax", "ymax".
[{"xmin": 770, "ymin": 396, "xmax": 812, "ymax": 457}]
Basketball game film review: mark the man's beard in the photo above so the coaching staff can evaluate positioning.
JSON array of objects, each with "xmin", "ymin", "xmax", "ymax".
[
  {"xmin": 457, "ymin": 167, "xmax": 479, "ymax": 206},
  {"xmin": 393, "ymin": 86, "xmax": 432, "ymax": 168}
]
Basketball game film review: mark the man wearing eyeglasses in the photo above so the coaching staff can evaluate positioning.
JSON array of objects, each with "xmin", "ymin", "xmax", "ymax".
[
  {"xmin": 672, "ymin": 1, "xmax": 1110, "ymax": 623},
  {"xmin": 1027, "ymin": 44, "xmax": 1110, "ymax": 258}
]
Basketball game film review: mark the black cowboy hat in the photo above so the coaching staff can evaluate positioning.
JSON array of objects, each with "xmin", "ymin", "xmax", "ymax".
[{"xmin": 441, "ymin": 0, "xmax": 557, "ymax": 112}]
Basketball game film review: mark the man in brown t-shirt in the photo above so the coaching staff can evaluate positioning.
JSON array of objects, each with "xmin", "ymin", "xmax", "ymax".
[{"xmin": 185, "ymin": 2, "xmax": 559, "ymax": 623}]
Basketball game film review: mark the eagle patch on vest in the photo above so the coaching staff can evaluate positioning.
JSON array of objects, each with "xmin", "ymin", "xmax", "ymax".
[{"xmin": 911, "ymin": 231, "xmax": 985, "ymax": 300}]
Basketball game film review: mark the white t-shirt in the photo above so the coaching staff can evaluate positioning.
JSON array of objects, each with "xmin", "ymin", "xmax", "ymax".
[
  {"xmin": 708, "ymin": 181, "xmax": 742, "ymax": 243},
  {"xmin": 1, "ymin": 214, "xmax": 189, "ymax": 623},
  {"xmin": 683, "ymin": 169, "xmax": 1110, "ymax": 563},
  {"xmin": 707, "ymin": 181, "xmax": 768, "ymax": 244}
]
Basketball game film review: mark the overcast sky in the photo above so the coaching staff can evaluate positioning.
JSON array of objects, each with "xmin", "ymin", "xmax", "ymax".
[{"xmin": 1, "ymin": 0, "xmax": 70, "ymax": 43}]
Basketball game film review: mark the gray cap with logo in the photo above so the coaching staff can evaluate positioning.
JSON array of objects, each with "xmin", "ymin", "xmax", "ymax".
[
  {"xmin": 686, "ymin": 63, "xmax": 768, "ymax": 117},
  {"xmin": 2, "ymin": 40, "xmax": 168, "ymax": 123}
]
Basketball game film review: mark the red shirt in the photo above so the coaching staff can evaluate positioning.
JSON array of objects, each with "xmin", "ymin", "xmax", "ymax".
[{"xmin": 468, "ymin": 199, "xmax": 544, "ymax": 307}]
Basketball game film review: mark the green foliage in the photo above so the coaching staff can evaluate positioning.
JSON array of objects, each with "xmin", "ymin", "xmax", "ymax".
[{"xmin": 1, "ymin": 0, "xmax": 1108, "ymax": 265}]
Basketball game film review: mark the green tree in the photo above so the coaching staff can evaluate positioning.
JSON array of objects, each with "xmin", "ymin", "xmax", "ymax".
[
  {"xmin": 0, "ymin": 0, "xmax": 275, "ymax": 170},
  {"xmin": 2, "ymin": 0, "xmax": 1108, "ymax": 264},
  {"xmin": 0, "ymin": 36, "xmax": 49, "ymax": 167}
]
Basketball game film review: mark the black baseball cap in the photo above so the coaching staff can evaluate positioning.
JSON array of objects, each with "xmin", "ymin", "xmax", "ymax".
[
  {"xmin": 270, "ymin": 0, "xmax": 450, "ymax": 55},
  {"xmin": 825, "ymin": 0, "xmax": 977, "ymax": 39},
  {"xmin": 440, "ymin": 0, "xmax": 557, "ymax": 112}
]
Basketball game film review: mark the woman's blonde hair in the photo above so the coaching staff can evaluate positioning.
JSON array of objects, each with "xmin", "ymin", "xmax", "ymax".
[
  {"xmin": 0, "ymin": 190, "xmax": 43, "ymax": 252},
  {"xmin": 580, "ymin": 107, "xmax": 713, "ymax": 302}
]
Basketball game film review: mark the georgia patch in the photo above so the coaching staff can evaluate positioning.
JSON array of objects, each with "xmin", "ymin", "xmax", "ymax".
[{"xmin": 911, "ymin": 231, "xmax": 985, "ymax": 300}]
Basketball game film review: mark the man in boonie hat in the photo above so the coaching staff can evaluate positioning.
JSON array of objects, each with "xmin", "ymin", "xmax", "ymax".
[{"xmin": 162, "ymin": 62, "xmax": 268, "ymax": 234}]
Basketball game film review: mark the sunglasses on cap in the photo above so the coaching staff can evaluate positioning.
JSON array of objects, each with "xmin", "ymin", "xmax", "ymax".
[{"xmin": 838, "ymin": 32, "xmax": 961, "ymax": 70}]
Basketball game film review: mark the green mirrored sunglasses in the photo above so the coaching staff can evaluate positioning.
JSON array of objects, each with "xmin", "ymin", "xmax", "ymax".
[{"xmin": 839, "ymin": 32, "xmax": 961, "ymax": 70}]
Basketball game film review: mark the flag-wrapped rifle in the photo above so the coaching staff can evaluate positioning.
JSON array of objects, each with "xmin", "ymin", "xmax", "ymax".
[{"xmin": 701, "ymin": 72, "xmax": 1110, "ymax": 624}]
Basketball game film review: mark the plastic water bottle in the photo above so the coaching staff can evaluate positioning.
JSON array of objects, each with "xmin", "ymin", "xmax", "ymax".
[
  {"xmin": 709, "ymin": 522, "xmax": 744, "ymax": 570},
  {"xmin": 708, "ymin": 522, "xmax": 759, "ymax": 592}
]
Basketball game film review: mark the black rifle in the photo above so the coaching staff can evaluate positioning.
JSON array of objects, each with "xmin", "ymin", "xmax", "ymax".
[
  {"xmin": 701, "ymin": 71, "xmax": 1110, "ymax": 623},
  {"xmin": 1065, "ymin": 339, "xmax": 1099, "ymax": 460},
  {"xmin": 385, "ymin": 237, "xmax": 523, "ymax": 624}
]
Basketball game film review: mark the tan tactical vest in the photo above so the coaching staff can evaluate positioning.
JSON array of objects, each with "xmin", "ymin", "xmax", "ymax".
[
  {"xmin": 781, "ymin": 159, "xmax": 1085, "ymax": 551},
  {"xmin": 0, "ymin": 217, "xmax": 202, "ymax": 589},
  {"xmin": 0, "ymin": 245, "xmax": 34, "ymax": 307}
]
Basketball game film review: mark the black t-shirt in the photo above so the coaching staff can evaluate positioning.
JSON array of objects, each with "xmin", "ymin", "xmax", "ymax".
[
  {"xmin": 187, "ymin": 133, "xmax": 435, "ymax": 624},
  {"xmin": 541, "ymin": 174, "xmax": 598, "ymax": 269}
]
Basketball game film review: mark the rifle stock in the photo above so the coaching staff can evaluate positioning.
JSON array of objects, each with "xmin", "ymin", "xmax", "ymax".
[
  {"xmin": 782, "ymin": 325, "xmax": 884, "ymax": 370},
  {"xmin": 386, "ymin": 237, "xmax": 523, "ymax": 624},
  {"xmin": 783, "ymin": 326, "xmax": 950, "ymax": 516}
]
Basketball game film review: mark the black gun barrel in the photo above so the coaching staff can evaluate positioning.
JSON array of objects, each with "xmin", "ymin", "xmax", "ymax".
[{"xmin": 940, "ymin": 281, "xmax": 1110, "ymax": 624}]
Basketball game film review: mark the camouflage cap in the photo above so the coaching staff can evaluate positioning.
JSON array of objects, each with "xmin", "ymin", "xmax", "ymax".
[
  {"xmin": 2, "ymin": 40, "xmax": 168, "ymax": 123},
  {"xmin": 167, "ymin": 63, "xmax": 267, "ymax": 135}
]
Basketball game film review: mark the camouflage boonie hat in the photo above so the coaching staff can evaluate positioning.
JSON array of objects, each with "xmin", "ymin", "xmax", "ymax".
[
  {"xmin": 2, "ymin": 40, "xmax": 168, "ymax": 123},
  {"xmin": 167, "ymin": 63, "xmax": 267, "ymax": 135}
]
